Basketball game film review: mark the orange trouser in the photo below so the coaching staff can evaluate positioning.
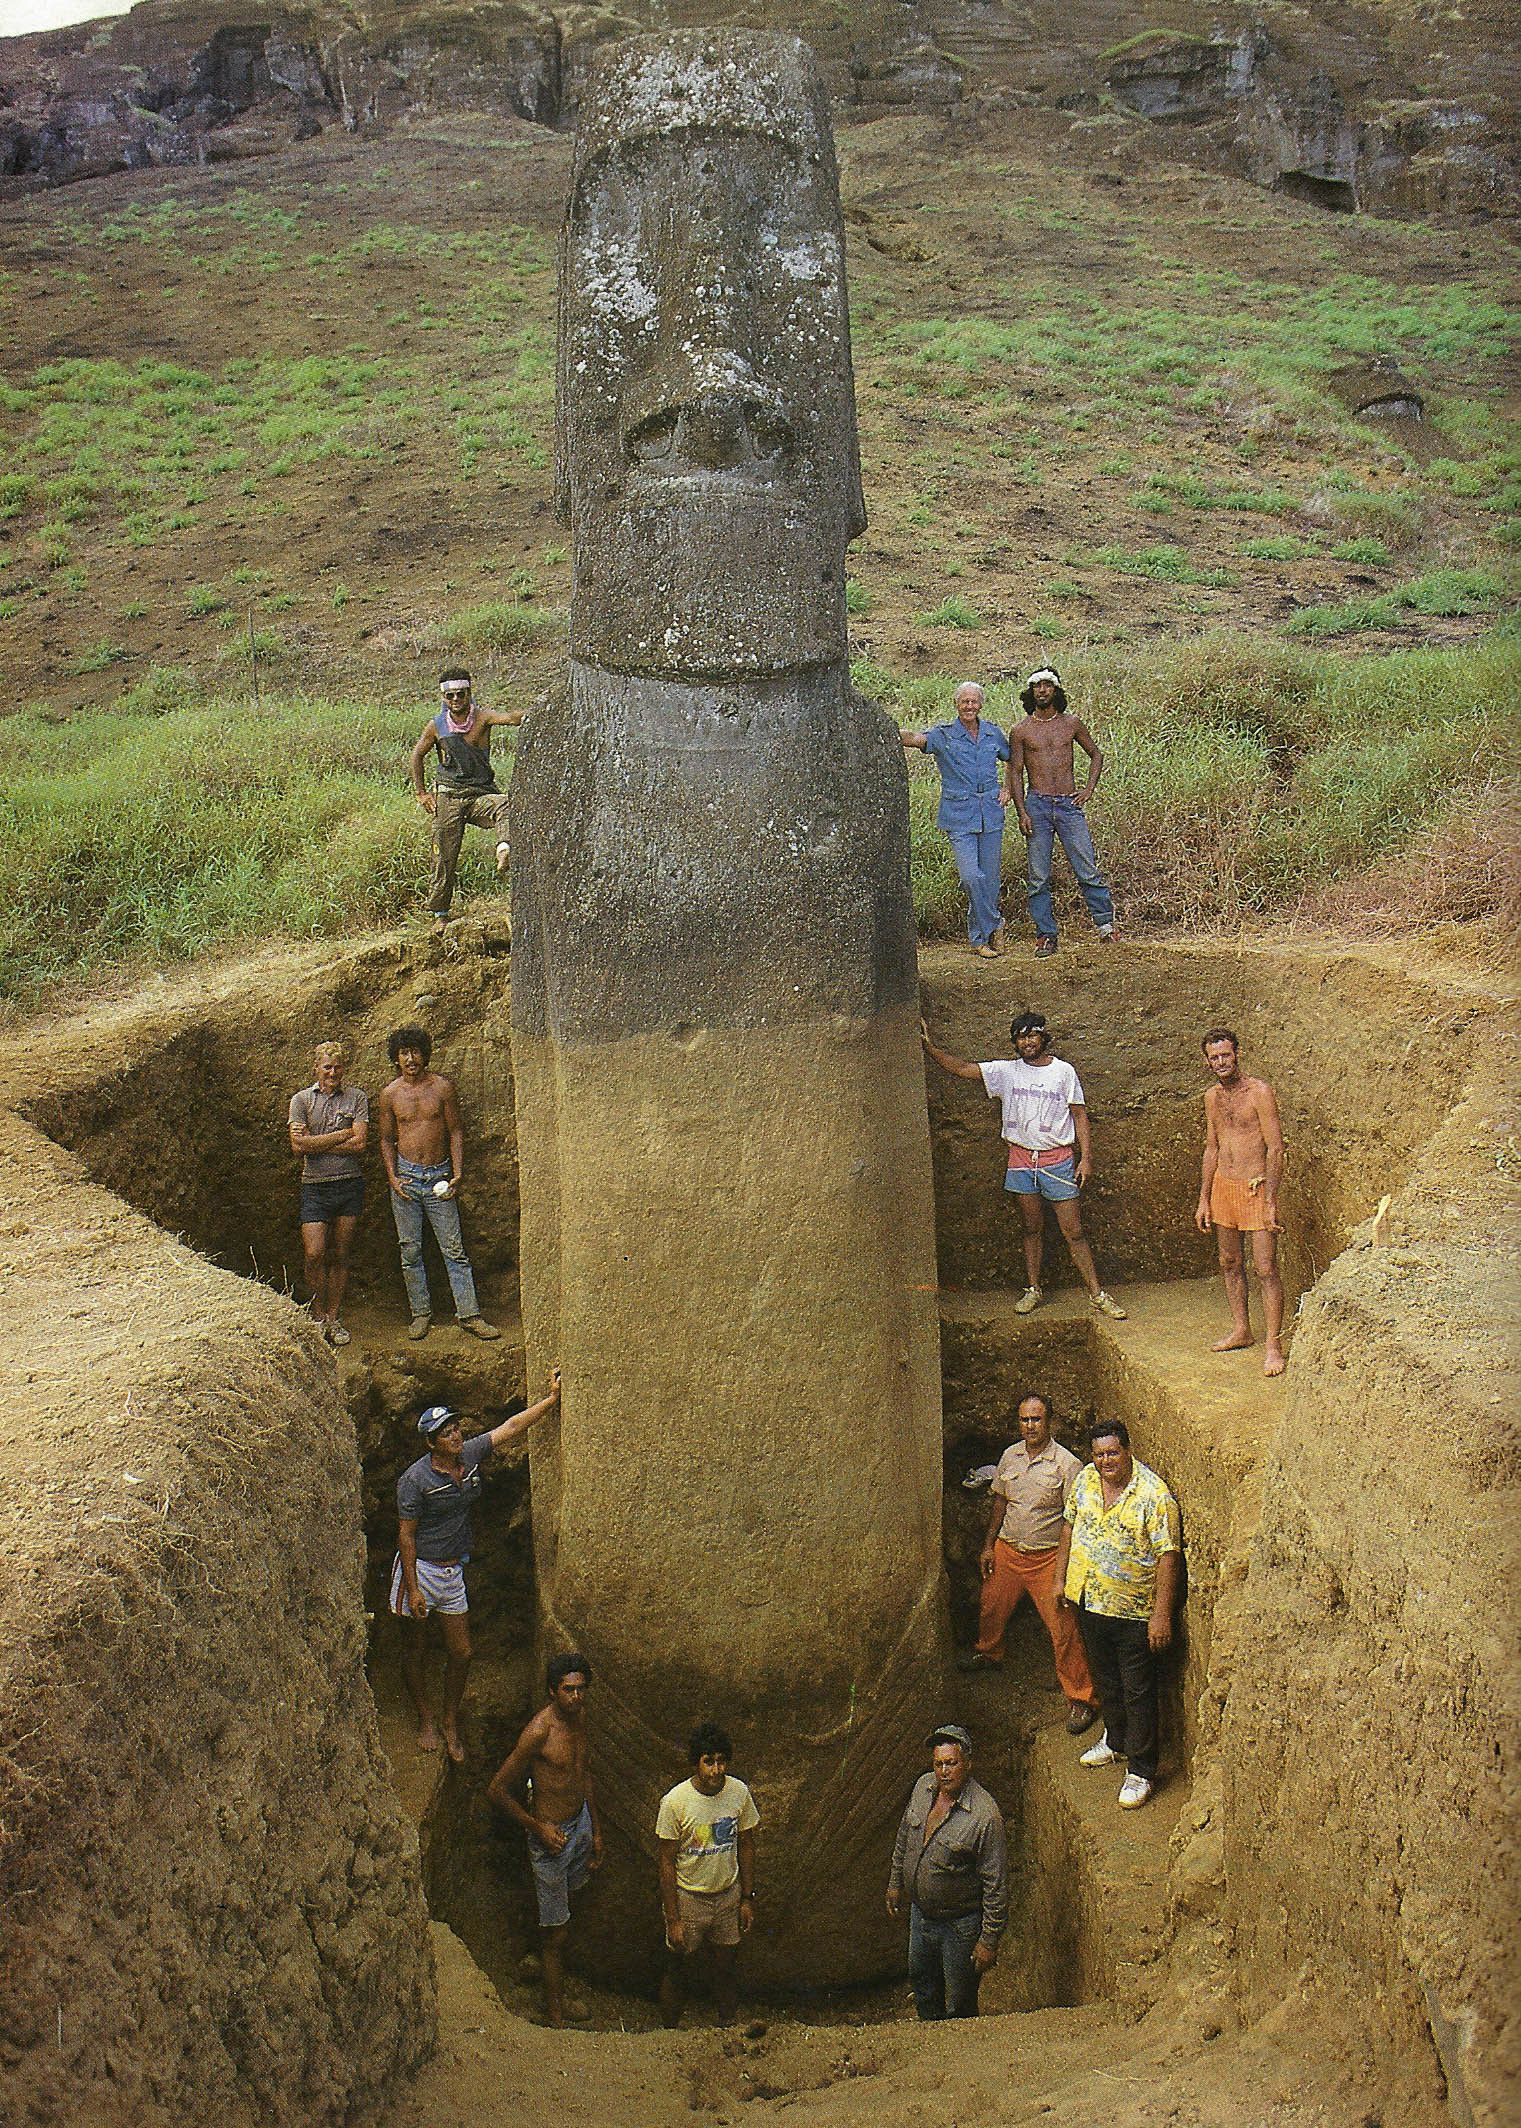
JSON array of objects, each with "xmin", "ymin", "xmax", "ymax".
[{"xmin": 976, "ymin": 1540, "xmax": 1096, "ymax": 1705}]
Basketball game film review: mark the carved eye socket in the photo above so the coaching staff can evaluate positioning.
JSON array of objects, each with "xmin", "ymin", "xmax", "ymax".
[
  {"xmin": 628, "ymin": 411, "xmax": 677, "ymax": 461},
  {"xmin": 750, "ymin": 408, "xmax": 790, "ymax": 461}
]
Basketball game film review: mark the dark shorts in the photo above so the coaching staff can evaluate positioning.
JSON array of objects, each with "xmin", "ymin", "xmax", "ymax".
[{"xmin": 301, "ymin": 1174, "xmax": 366, "ymax": 1224}]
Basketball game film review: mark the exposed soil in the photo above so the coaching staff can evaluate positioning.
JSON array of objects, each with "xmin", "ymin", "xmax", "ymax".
[{"xmin": 1, "ymin": 920, "xmax": 1513, "ymax": 2125}]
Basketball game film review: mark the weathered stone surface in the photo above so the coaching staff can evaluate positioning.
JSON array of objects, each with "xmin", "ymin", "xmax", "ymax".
[
  {"xmin": 1105, "ymin": 29, "xmax": 1263, "ymax": 124},
  {"xmin": 511, "ymin": 27, "xmax": 947, "ymax": 1988}
]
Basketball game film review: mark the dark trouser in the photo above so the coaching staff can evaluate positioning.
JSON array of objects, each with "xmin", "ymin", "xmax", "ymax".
[
  {"xmin": 907, "ymin": 1906, "xmax": 983, "ymax": 2021},
  {"xmin": 1077, "ymin": 1606, "xmax": 1160, "ymax": 1780}
]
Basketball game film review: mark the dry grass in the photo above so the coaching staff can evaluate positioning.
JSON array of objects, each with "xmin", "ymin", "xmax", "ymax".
[{"xmin": 1289, "ymin": 782, "xmax": 1521, "ymax": 941}]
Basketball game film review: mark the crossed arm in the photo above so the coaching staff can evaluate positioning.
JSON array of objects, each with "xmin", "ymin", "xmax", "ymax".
[{"xmin": 289, "ymin": 1103, "xmax": 367, "ymax": 1160}]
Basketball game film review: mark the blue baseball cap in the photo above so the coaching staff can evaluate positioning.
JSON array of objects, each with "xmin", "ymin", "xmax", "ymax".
[{"xmin": 417, "ymin": 1404, "xmax": 459, "ymax": 1438}]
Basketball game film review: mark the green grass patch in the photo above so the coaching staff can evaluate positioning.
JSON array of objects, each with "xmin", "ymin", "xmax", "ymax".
[
  {"xmin": 919, "ymin": 595, "xmax": 983, "ymax": 630},
  {"xmin": 3, "ymin": 641, "xmax": 1513, "ymax": 997},
  {"xmin": 441, "ymin": 601, "xmax": 565, "ymax": 654},
  {"xmin": 1285, "ymin": 567, "xmax": 1513, "ymax": 639},
  {"xmin": 73, "ymin": 641, "xmax": 129, "ymax": 672},
  {"xmin": 1088, "ymin": 544, "xmax": 1239, "ymax": 588},
  {"xmin": 0, "ymin": 693, "xmax": 487, "ymax": 1000},
  {"xmin": 1239, "ymin": 537, "xmax": 1313, "ymax": 562},
  {"xmin": 1328, "ymin": 537, "xmax": 1392, "ymax": 565}
]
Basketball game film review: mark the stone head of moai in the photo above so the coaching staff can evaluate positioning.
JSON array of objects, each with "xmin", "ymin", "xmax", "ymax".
[{"xmin": 556, "ymin": 30, "xmax": 866, "ymax": 679}]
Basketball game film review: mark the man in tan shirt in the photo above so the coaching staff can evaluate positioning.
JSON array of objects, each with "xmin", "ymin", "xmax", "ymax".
[{"xmin": 960, "ymin": 1394, "xmax": 1099, "ymax": 1733}]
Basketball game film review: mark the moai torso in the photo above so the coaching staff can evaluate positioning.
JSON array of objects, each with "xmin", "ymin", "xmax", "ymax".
[{"xmin": 510, "ymin": 29, "xmax": 947, "ymax": 1989}]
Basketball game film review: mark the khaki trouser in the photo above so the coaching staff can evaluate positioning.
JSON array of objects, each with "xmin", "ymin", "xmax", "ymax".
[{"xmin": 428, "ymin": 790, "xmax": 511, "ymax": 915}]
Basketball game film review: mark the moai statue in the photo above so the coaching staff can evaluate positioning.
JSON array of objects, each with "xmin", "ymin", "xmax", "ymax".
[{"xmin": 510, "ymin": 29, "xmax": 948, "ymax": 1988}]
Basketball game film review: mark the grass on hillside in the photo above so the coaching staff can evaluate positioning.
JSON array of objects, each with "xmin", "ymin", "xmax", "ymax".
[
  {"xmin": 1, "ymin": 636, "xmax": 1515, "ymax": 1007},
  {"xmin": 874, "ymin": 634, "xmax": 1520, "ymax": 936}
]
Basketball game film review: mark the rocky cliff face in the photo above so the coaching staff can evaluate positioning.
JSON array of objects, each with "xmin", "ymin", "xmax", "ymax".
[{"xmin": 1, "ymin": 0, "xmax": 1515, "ymax": 218}]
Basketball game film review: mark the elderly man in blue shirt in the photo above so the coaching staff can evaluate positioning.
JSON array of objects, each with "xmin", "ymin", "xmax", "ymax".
[{"xmin": 902, "ymin": 681, "xmax": 1012, "ymax": 958}]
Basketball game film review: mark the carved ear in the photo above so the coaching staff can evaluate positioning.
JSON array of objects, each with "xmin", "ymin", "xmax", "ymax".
[{"xmin": 553, "ymin": 220, "xmax": 572, "ymax": 526}]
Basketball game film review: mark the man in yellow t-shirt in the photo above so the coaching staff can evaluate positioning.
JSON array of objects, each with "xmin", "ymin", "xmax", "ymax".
[{"xmin": 656, "ymin": 1720, "xmax": 760, "ymax": 2026}]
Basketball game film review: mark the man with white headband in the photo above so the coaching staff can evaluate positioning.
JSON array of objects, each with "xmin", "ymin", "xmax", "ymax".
[
  {"xmin": 1008, "ymin": 667, "xmax": 1116, "ymax": 957},
  {"xmin": 409, "ymin": 668, "xmax": 525, "ymax": 922}
]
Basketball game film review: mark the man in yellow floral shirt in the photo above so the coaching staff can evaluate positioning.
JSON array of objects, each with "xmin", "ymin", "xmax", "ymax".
[{"xmin": 1053, "ymin": 1419, "xmax": 1181, "ymax": 1809}]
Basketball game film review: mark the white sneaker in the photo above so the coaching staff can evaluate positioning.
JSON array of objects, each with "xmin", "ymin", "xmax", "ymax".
[
  {"xmin": 1013, "ymin": 1286, "xmax": 1043, "ymax": 1315},
  {"xmin": 1080, "ymin": 1732, "xmax": 1121, "ymax": 1768},
  {"xmin": 1118, "ymin": 1773, "xmax": 1153, "ymax": 1808}
]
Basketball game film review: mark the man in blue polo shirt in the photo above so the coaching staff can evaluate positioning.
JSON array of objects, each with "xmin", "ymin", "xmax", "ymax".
[
  {"xmin": 391, "ymin": 1374, "xmax": 560, "ymax": 1761},
  {"xmin": 901, "ymin": 681, "xmax": 1012, "ymax": 958}
]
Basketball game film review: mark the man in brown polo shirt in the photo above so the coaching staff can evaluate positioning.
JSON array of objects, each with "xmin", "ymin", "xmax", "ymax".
[{"xmin": 960, "ymin": 1393, "xmax": 1099, "ymax": 1733}]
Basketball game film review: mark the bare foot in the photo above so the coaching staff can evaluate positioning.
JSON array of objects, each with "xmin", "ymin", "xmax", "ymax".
[
  {"xmin": 416, "ymin": 1722, "xmax": 441, "ymax": 1754},
  {"xmin": 1263, "ymin": 1344, "xmax": 1286, "ymax": 1377},
  {"xmin": 1212, "ymin": 1331, "xmax": 1254, "ymax": 1353},
  {"xmin": 443, "ymin": 1729, "xmax": 466, "ymax": 1764}
]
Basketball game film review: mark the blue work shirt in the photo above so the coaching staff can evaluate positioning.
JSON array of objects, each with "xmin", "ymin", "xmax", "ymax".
[{"xmin": 924, "ymin": 719, "xmax": 1011, "ymax": 834}]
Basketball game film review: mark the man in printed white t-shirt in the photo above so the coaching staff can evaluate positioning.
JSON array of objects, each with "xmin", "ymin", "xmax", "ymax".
[{"xmin": 921, "ymin": 1010, "xmax": 1127, "ymax": 1320}]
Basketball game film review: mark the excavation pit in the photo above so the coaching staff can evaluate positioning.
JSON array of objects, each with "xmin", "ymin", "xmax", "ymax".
[{"xmin": 1, "ymin": 928, "xmax": 1513, "ymax": 2121}]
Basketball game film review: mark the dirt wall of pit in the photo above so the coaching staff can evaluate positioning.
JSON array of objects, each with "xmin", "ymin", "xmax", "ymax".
[
  {"xmin": 919, "ymin": 944, "xmax": 1480, "ymax": 1304},
  {"xmin": 21, "ymin": 927, "xmax": 518, "ymax": 1323},
  {"xmin": 3, "ymin": 927, "xmax": 1514, "ymax": 2123},
  {"xmin": 0, "ymin": 1110, "xmax": 436, "ymax": 2127},
  {"xmin": 1223, "ymin": 1032, "xmax": 1520, "ymax": 2127}
]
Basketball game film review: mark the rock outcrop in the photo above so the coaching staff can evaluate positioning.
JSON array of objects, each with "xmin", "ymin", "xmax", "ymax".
[{"xmin": 2, "ymin": 0, "xmax": 1514, "ymax": 216}]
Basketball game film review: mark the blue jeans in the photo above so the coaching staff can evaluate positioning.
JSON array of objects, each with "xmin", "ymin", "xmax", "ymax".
[
  {"xmin": 390, "ymin": 1158, "xmax": 481, "ymax": 1321},
  {"xmin": 1025, "ymin": 792, "xmax": 1114, "ymax": 941},
  {"xmin": 907, "ymin": 1905, "xmax": 984, "ymax": 2020},
  {"xmin": 946, "ymin": 824, "xmax": 1005, "ymax": 946}
]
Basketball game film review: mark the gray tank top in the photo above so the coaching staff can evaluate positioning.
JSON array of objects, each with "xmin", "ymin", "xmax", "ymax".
[{"xmin": 433, "ymin": 710, "xmax": 498, "ymax": 793}]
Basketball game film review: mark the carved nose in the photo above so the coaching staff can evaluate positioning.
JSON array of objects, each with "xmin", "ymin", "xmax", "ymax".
[
  {"xmin": 627, "ymin": 388, "xmax": 793, "ymax": 472},
  {"xmin": 681, "ymin": 392, "xmax": 748, "ymax": 469}
]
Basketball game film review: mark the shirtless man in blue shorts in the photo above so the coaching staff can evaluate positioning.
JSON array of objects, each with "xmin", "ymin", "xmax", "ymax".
[{"xmin": 489, "ymin": 1653, "xmax": 603, "ymax": 2027}]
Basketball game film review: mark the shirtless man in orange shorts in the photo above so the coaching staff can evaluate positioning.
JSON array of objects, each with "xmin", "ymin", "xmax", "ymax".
[{"xmin": 1195, "ymin": 1027, "xmax": 1286, "ymax": 1376}]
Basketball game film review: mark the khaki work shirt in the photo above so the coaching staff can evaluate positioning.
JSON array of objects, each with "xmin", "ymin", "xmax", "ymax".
[
  {"xmin": 889, "ymin": 1773, "xmax": 1008, "ymax": 1945},
  {"xmin": 991, "ymin": 1437, "xmax": 1082, "ymax": 1553}
]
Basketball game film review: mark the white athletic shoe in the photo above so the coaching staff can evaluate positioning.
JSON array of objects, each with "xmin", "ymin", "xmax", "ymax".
[
  {"xmin": 1118, "ymin": 1774, "xmax": 1154, "ymax": 1808},
  {"xmin": 1014, "ymin": 1286, "xmax": 1043, "ymax": 1315},
  {"xmin": 1080, "ymin": 1732, "xmax": 1121, "ymax": 1768}
]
